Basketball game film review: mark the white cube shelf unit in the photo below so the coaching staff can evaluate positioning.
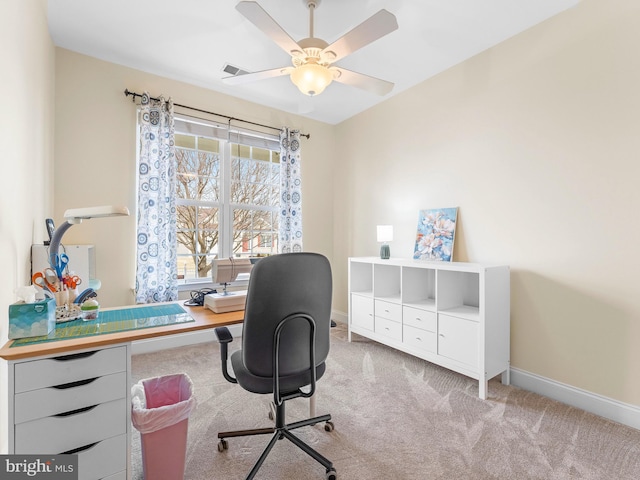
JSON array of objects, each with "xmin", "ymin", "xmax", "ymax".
[{"xmin": 348, "ymin": 257, "xmax": 510, "ymax": 399}]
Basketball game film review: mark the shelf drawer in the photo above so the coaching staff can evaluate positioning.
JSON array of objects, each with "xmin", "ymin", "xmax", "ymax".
[
  {"xmin": 375, "ymin": 316, "xmax": 402, "ymax": 341},
  {"xmin": 14, "ymin": 398, "xmax": 127, "ymax": 454},
  {"xmin": 14, "ymin": 371, "xmax": 127, "ymax": 424},
  {"xmin": 374, "ymin": 299, "xmax": 401, "ymax": 322},
  {"xmin": 351, "ymin": 294, "xmax": 374, "ymax": 331},
  {"xmin": 403, "ymin": 306, "xmax": 436, "ymax": 332},
  {"xmin": 438, "ymin": 314, "xmax": 478, "ymax": 367},
  {"xmin": 14, "ymin": 346, "xmax": 127, "ymax": 393},
  {"xmin": 403, "ymin": 325, "xmax": 436, "ymax": 353},
  {"xmin": 77, "ymin": 434, "xmax": 127, "ymax": 480}
]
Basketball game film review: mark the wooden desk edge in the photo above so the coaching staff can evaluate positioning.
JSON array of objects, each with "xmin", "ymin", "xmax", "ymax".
[{"xmin": 0, "ymin": 302, "xmax": 244, "ymax": 361}]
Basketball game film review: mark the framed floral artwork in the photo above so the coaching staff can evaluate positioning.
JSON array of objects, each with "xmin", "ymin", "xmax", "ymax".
[{"xmin": 413, "ymin": 207, "xmax": 458, "ymax": 262}]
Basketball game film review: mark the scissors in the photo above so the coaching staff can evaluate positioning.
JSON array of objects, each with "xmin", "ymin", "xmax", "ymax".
[
  {"xmin": 32, "ymin": 271, "xmax": 58, "ymax": 292},
  {"xmin": 53, "ymin": 253, "xmax": 69, "ymax": 280},
  {"xmin": 63, "ymin": 275, "xmax": 82, "ymax": 289}
]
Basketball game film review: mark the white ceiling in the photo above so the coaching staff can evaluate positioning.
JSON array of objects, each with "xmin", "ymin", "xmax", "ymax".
[{"xmin": 47, "ymin": 0, "xmax": 579, "ymax": 125}]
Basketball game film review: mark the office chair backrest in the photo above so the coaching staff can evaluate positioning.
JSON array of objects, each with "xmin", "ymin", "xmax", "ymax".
[{"xmin": 242, "ymin": 252, "xmax": 332, "ymax": 379}]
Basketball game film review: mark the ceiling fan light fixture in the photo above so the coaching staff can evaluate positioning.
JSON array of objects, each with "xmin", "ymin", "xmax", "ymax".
[{"xmin": 290, "ymin": 63, "xmax": 333, "ymax": 96}]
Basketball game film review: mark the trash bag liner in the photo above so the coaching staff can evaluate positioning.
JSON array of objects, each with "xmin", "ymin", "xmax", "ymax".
[{"xmin": 131, "ymin": 373, "xmax": 197, "ymax": 434}]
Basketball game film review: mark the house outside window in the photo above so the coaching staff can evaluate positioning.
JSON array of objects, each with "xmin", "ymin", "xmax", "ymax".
[{"xmin": 174, "ymin": 116, "xmax": 280, "ymax": 283}]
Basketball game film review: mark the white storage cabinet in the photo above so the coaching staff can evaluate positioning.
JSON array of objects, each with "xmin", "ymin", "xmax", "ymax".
[
  {"xmin": 7, "ymin": 345, "xmax": 130, "ymax": 480},
  {"xmin": 348, "ymin": 257, "xmax": 510, "ymax": 399}
]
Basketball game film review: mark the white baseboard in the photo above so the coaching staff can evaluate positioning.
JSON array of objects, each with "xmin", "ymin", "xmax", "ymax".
[
  {"xmin": 332, "ymin": 310, "xmax": 347, "ymax": 325},
  {"xmin": 510, "ymin": 367, "xmax": 640, "ymax": 430}
]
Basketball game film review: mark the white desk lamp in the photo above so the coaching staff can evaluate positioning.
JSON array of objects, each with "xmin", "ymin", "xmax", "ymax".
[{"xmin": 49, "ymin": 205, "xmax": 130, "ymax": 270}]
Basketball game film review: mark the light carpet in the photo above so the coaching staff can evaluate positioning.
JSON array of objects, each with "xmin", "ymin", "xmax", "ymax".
[{"xmin": 130, "ymin": 324, "xmax": 640, "ymax": 479}]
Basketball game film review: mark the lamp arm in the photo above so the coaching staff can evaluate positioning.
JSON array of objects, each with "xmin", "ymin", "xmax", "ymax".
[{"xmin": 48, "ymin": 221, "xmax": 74, "ymax": 269}]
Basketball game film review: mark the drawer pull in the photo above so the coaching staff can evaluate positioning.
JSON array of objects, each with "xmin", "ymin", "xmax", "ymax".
[
  {"xmin": 53, "ymin": 377, "xmax": 98, "ymax": 390},
  {"xmin": 439, "ymin": 334, "xmax": 445, "ymax": 337},
  {"xmin": 415, "ymin": 317, "xmax": 422, "ymax": 321},
  {"xmin": 415, "ymin": 337, "xmax": 422, "ymax": 341},
  {"xmin": 384, "ymin": 309, "xmax": 390, "ymax": 313},
  {"xmin": 61, "ymin": 442, "xmax": 98, "ymax": 455},
  {"xmin": 385, "ymin": 327, "xmax": 390, "ymax": 331},
  {"xmin": 53, "ymin": 351, "xmax": 98, "ymax": 362},
  {"xmin": 55, "ymin": 404, "xmax": 98, "ymax": 417}
]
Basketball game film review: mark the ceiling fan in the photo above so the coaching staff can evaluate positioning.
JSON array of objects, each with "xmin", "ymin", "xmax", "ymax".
[{"xmin": 223, "ymin": 0, "xmax": 398, "ymax": 96}]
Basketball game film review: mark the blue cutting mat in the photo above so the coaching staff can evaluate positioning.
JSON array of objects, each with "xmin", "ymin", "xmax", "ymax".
[{"xmin": 11, "ymin": 303, "xmax": 194, "ymax": 347}]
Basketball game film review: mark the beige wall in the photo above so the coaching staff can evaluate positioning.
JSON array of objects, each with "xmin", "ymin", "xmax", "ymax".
[
  {"xmin": 0, "ymin": 0, "xmax": 55, "ymax": 453},
  {"xmin": 54, "ymin": 49, "xmax": 336, "ymax": 308},
  {"xmin": 334, "ymin": 0, "xmax": 640, "ymax": 405}
]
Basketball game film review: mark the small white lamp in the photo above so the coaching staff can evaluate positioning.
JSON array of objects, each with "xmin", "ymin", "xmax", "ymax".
[
  {"xmin": 49, "ymin": 205, "xmax": 130, "ymax": 270},
  {"xmin": 377, "ymin": 225, "xmax": 393, "ymax": 260}
]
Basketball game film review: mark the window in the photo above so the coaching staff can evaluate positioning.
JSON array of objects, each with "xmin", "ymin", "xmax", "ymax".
[{"xmin": 174, "ymin": 116, "xmax": 280, "ymax": 283}]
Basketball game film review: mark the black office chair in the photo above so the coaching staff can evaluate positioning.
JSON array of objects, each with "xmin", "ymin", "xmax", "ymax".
[{"xmin": 214, "ymin": 252, "xmax": 337, "ymax": 480}]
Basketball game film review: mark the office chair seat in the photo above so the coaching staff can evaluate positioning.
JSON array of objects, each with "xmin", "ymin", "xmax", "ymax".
[{"xmin": 230, "ymin": 350, "xmax": 326, "ymax": 394}]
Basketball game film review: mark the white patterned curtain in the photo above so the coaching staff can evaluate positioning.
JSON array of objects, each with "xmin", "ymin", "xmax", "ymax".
[
  {"xmin": 279, "ymin": 128, "xmax": 303, "ymax": 253},
  {"xmin": 135, "ymin": 92, "xmax": 178, "ymax": 303}
]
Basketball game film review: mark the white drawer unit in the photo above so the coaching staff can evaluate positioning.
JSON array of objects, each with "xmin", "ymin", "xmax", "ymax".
[
  {"xmin": 403, "ymin": 324, "xmax": 437, "ymax": 354},
  {"xmin": 348, "ymin": 257, "xmax": 510, "ymax": 399},
  {"xmin": 374, "ymin": 299, "xmax": 402, "ymax": 322},
  {"xmin": 7, "ymin": 345, "xmax": 131, "ymax": 479},
  {"xmin": 402, "ymin": 306, "xmax": 436, "ymax": 332},
  {"xmin": 76, "ymin": 434, "xmax": 127, "ymax": 480},
  {"xmin": 350, "ymin": 293, "xmax": 374, "ymax": 331},
  {"xmin": 14, "ymin": 346, "xmax": 127, "ymax": 393},
  {"xmin": 437, "ymin": 314, "xmax": 479, "ymax": 368},
  {"xmin": 15, "ymin": 398, "xmax": 127, "ymax": 454},
  {"xmin": 374, "ymin": 316, "xmax": 402, "ymax": 342}
]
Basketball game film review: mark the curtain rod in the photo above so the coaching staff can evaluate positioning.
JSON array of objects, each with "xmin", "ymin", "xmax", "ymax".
[{"xmin": 124, "ymin": 89, "xmax": 310, "ymax": 139}]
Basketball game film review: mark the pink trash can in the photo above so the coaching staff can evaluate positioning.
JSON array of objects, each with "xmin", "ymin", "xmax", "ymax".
[{"xmin": 131, "ymin": 374, "xmax": 197, "ymax": 480}]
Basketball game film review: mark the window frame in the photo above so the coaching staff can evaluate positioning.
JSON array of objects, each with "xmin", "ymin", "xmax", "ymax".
[{"xmin": 173, "ymin": 115, "xmax": 280, "ymax": 288}]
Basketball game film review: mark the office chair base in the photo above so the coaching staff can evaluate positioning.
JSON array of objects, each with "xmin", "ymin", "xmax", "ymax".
[
  {"xmin": 218, "ymin": 410, "xmax": 336, "ymax": 479},
  {"xmin": 268, "ymin": 401, "xmax": 334, "ymax": 432}
]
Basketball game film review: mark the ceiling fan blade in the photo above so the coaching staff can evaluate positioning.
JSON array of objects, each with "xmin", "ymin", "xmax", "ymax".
[
  {"xmin": 333, "ymin": 68, "xmax": 394, "ymax": 96},
  {"xmin": 236, "ymin": 1, "xmax": 301, "ymax": 56},
  {"xmin": 321, "ymin": 9, "xmax": 398, "ymax": 63},
  {"xmin": 222, "ymin": 67, "xmax": 291, "ymax": 85}
]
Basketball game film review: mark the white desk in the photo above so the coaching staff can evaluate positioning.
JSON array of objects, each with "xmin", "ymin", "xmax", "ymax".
[{"xmin": 0, "ymin": 302, "xmax": 243, "ymax": 480}]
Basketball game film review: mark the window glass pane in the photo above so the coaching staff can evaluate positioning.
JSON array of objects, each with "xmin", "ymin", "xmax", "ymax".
[
  {"xmin": 231, "ymin": 159, "xmax": 276, "ymax": 206},
  {"xmin": 176, "ymin": 206, "xmax": 219, "ymax": 279},
  {"xmin": 232, "ymin": 209, "xmax": 278, "ymax": 256},
  {"xmin": 271, "ymin": 163, "xmax": 280, "ymax": 184},
  {"xmin": 176, "ymin": 149, "xmax": 219, "ymax": 202}
]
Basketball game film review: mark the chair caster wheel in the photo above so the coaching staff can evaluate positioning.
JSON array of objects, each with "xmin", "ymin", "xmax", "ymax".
[
  {"xmin": 326, "ymin": 467, "xmax": 338, "ymax": 480},
  {"xmin": 324, "ymin": 421, "xmax": 335, "ymax": 432},
  {"xmin": 217, "ymin": 439, "xmax": 228, "ymax": 452}
]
